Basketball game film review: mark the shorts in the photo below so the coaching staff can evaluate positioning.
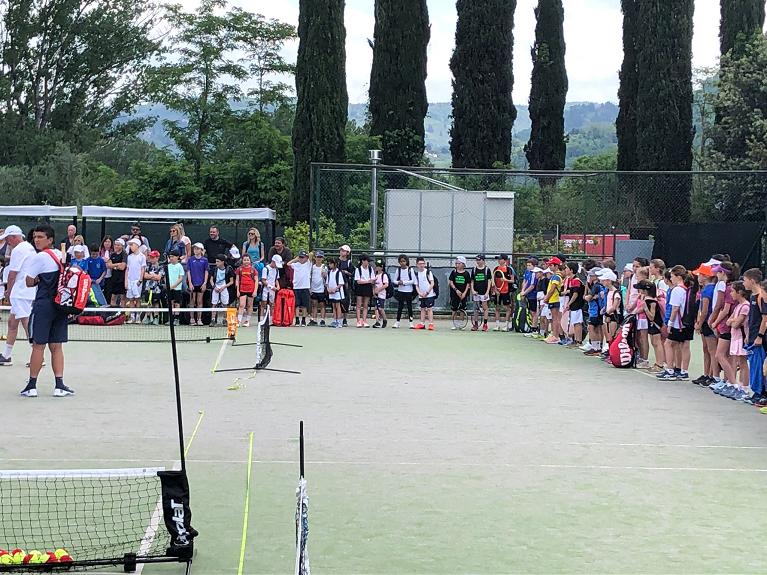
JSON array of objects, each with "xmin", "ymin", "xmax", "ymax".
[
  {"xmin": 494, "ymin": 292, "xmax": 511, "ymax": 306},
  {"xmin": 212, "ymin": 287, "xmax": 230, "ymax": 306},
  {"xmin": 588, "ymin": 314, "xmax": 604, "ymax": 327},
  {"xmin": 356, "ymin": 283, "xmax": 374, "ymax": 298},
  {"xmin": 126, "ymin": 283, "xmax": 142, "ymax": 299},
  {"xmin": 540, "ymin": 304, "xmax": 551, "ymax": 320},
  {"xmin": 701, "ymin": 322, "xmax": 716, "ymax": 338},
  {"xmin": 239, "ymin": 291, "xmax": 254, "ymax": 299},
  {"xmin": 111, "ymin": 281, "xmax": 126, "ymax": 296},
  {"xmin": 718, "ymin": 331, "xmax": 731, "ymax": 341},
  {"xmin": 9, "ymin": 297, "xmax": 33, "ymax": 320},
  {"xmin": 636, "ymin": 318, "xmax": 649, "ymax": 331},
  {"xmin": 262, "ymin": 288, "xmax": 276, "ymax": 304},
  {"xmin": 548, "ymin": 301, "xmax": 560, "ymax": 310},
  {"xmin": 569, "ymin": 309, "xmax": 583, "ymax": 325},
  {"xmin": 419, "ymin": 296, "xmax": 435, "ymax": 309},
  {"xmin": 169, "ymin": 290, "xmax": 183, "ymax": 305},
  {"xmin": 310, "ymin": 291, "xmax": 327, "ymax": 303},
  {"xmin": 526, "ymin": 298, "xmax": 538, "ymax": 312},
  {"xmin": 29, "ymin": 302, "xmax": 68, "ymax": 345},
  {"xmin": 450, "ymin": 296, "xmax": 468, "ymax": 312},
  {"xmin": 473, "ymin": 293, "xmax": 490, "ymax": 303},
  {"xmin": 192, "ymin": 284, "xmax": 205, "ymax": 293},
  {"xmin": 295, "ymin": 289, "xmax": 310, "ymax": 309},
  {"xmin": 648, "ymin": 323, "xmax": 662, "ymax": 336},
  {"xmin": 375, "ymin": 297, "xmax": 386, "ymax": 310},
  {"xmin": 669, "ymin": 327, "xmax": 694, "ymax": 342}
]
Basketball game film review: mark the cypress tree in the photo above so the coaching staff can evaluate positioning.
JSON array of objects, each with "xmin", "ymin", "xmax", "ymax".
[
  {"xmin": 450, "ymin": 0, "xmax": 516, "ymax": 168},
  {"xmin": 616, "ymin": 0, "xmax": 638, "ymax": 171},
  {"xmin": 720, "ymin": 0, "xmax": 765, "ymax": 57},
  {"xmin": 525, "ymin": 0, "xmax": 568, "ymax": 171},
  {"xmin": 369, "ymin": 0, "xmax": 430, "ymax": 167},
  {"xmin": 634, "ymin": 0, "xmax": 694, "ymax": 223},
  {"xmin": 291, "ymin": 0, "xmax": 348, "ymax": 222}
]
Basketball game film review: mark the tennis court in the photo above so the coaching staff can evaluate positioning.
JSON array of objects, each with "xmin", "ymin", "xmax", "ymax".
[{"xmin": 2, "ymin": 321, "xmax": 766, "ymax": 574}]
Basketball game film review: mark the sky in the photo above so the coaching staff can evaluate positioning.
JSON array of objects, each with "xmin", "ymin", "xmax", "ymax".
[{"xmin": 190, "ymin": 0, "xmax": 761, "ymax": 104}]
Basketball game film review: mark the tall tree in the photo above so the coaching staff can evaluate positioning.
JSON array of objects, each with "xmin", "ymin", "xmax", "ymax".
[
  {"xmin": 616, "ymin": 0, "xmax": 638, "ymax": 171},
  {"xmin": 525, "ymin": 0, "xmax": 567, "ymax": 171},
  {"xmin": 368, "ymin": 0, "xmax": 430, "ymax": 167},
  {"xmin": 634, "ymin": 0, "xmax": 694, "ymax": 223},
  {"xmin": 291, "ymin": 0, "xmax": 348, "ymax": 222},
  {"xmin": 450, "ymin": 0, "xmax": 516, "ymax": 168},
  {"xmin": 720, "ymin": 0, "xmax": 765, "ymax": 57}
]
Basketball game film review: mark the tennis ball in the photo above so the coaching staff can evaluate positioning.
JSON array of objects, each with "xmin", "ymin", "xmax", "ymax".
[
  {"xmin": 54, "ymin": 548, "xmax": 69, "ymax": 560},
  {"xmin": 45, "ymin": 551, "xmax": 58, "ymax": 563},
  {"xmin": 0, "ymin": 554, "xmax": 12, "ymax": 565},
  {"xmin": 10, "ymin": 549, "xmax": 24, "ymax": 564},
  {"xmin": 58, "ymin": 554, "xmax": 73, "ymax": 563}
]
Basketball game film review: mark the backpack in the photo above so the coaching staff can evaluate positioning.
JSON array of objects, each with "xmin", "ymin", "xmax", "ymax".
[
  {"xmin": 384, "ymin": 272, "xmax": 394, "ymax": 299},
  {"xmin": 45, "ymin": 249, "xmax": 92, "ymax": 315},
  {"xmin": 681, "ymin": 285, "xmax": 699, "ymax": 329},
  {"xmin": 273, "ymin": 288, "xmax": 296, "ymax": 327},
  {"xmin": 427, "ymin": 266, "xmax": 440, "ymax": 298},
  {"xmin": 513, "ymin": 303, "xmax": 533, "ymax": 333},
  {"xmin": 609, "ymin": 314, "xmax": 638, "ymax": 368}
]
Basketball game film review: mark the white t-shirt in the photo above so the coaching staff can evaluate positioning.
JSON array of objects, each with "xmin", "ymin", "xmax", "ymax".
[
  {"xmin": 261, "ymin": 265, "xmax": 279, "ymax": 290},
  {"xmin": 374, "ymin": 271, "xmax": 389, "ymax": 300},
  {"xmin": 310, "ymin": 264, "xmax": 327, "ymax": 293},
  {"xmin": 126, "ymin": 252, "xmax": 147, "ymax": 283},
  {"xmin": 25, "ymin": 249, "xmax": 63, "ymax": 280},
  {"xmin": 354, "ymin": 266, "xmax": 375, "ymax": 283},
  {"xmin": 326, "ymin": 268, "xmax": 344, "ymax": 300},
  {"xmin": 394, "ymin": 267, "xmax": 415, "ymax": 293},
  {"xmin": 669, "ymin": 285, "xmax": 687, "ymax": 329},
  {"xmin": 8, "ymin": 240, "xmax": 36, "ymax": 300},
  {"xmin": 414, "ymin": 269, "xmax": 436, "ymax": 298},
  {"xmin": 290, "ymin": 260, "xmax": 312, "ymax": 290}
]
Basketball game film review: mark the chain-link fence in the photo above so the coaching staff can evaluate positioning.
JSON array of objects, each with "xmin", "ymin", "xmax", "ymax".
[{"xmin": 310, "ymin": 163, "xmax": 767, "ymax": 266}]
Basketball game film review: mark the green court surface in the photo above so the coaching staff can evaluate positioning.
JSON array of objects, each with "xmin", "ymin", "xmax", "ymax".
[{"xmin": 2, "ymin": 322, "xmax": 766, "ymax": 574}]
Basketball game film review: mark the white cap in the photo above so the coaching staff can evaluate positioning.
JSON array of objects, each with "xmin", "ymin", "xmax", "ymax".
[
  {"xmin": 229, "ymin": 246, "xmax": 241, "ymax": 259},
  {"xmin": 340, "ymin": 245, "xmax": 351, "ymax": 253},
  {"xmin": 127, "ymin": 238, "xmax": 141, "ymax": 246},
  {"xmin": 193, "ymin": 242, "xmax": 204, "ymax": 250},
  {"xmin": 271, "ymin": 254, "xmax": 284, "ymax": 268},
  {"xmin": 456, "ymin": 256, "xmax": 467, "ymax": 265},
  {"xmin": 599, "ymin": 269, "xmax": 618, "ymax": 281},
  {"xmin": 0, "ymin": 225, "xmax": 25, "ymax": 240},
  {"xmin": 704, "ymin": 258, "xmax": 721, "ymax": 266},
  {"xmin": 532, "ymin": 267, "xmax": 544, "ymax": 273},
  {"xmin": 139, "ymin": 244, "xmax": 148, "ymax": 254},
  {"xmin": 623, "ymin": 263, "xmax": 633, "ymax": 272},
  {"xmin": 73, "ymin": 245, "xmax": 87, "ymax": 254},
  {"xmin": 115, "ymin": 238, "xmax": 126, "ymax": 246},
  {"xmin": 543, "ymin": 267, "xmax": 552, "ymax": 274}
]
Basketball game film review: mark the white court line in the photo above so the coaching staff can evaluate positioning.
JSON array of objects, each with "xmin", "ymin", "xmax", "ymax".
[
  {"xmin": 211, "ymin": 337, "xmax": 231, "ymax": 373},
  {"xmin": 135, "ymin": 460, "xmax": 181, "ymax": 575}
]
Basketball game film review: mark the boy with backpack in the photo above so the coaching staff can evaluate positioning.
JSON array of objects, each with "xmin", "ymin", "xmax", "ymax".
[
  {"xmin": 373, "ymin": 259, "xmax": 391, "ymax": 328},
  {"xmin": 309, "ymin": 251, "xmax": 328, "ymax": 326},
  {"xmin": 393, "ymin": 254, "xmax": 416, "ymax": 329},
  {"xmin": 413, "ymin": 257, "xmax": 436, "ymax": 331},
  {"xmin": 326, "ymin": 258, "xmax": 345, "ymax": 328},
  {"xmin": 657, "ymin": 265, "xmax": 697, "ymax": 381}
]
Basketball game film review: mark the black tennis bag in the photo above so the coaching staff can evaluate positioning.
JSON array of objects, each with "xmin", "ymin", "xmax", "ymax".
[{"xmin": 513, "ymin": 299, "xmax": 533, "ymax": 333}]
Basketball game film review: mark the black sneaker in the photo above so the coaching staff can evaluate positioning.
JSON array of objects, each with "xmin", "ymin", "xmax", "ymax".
[
  {"xmin": 342, "ymin": 319, "xmax": 348, "ymax": 327},
  {"xmin": 382, "ymin": 320, "xmax": 387, "ymax": 328},
  {"xmin": 700, "ymin": 376, "xmax": 715, "ymax": 387},
  {"xmin": 300, "ymin": 318, "xmax": 307, "ymax": 326},
  {"xmin": 53, "ymin": 385, "xmax": 75, "ymax": 397},
  {"xmin": 372, "ymin": 322, "xmax": 381, "ymax": 328},
  {"xmin": 295, "ymin": 317, "xmax": 300, "ymax": 326},
  {"xmin": 308, "ymin": 320, "xmax": 317, "ymax": 326},
  {"xmin": 692, "ymin": 375, "xmax": 707, "ymax": 386},
  {"xmin": 743, "ymin": 393, "xmax": 762, "ymax": 405},
  {"xmin": 319, "ymin": 320, "xmax": 326, "ymax": 327},
  {"xmin": 657, "ymin": 371, "xmax": 677, "ymax": 381},
  {"xmin": 0, "ymin": 354, "xmax": 12, "ymax": 367},
  {"xmin": 677, "ymin": 372, "xmax": 690, "ymax": 381},
  {"xmin": 754, "ymin": 395, "xmax": 767, "ymax": 407}
]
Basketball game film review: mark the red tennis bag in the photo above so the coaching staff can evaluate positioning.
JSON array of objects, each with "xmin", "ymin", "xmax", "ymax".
[
  {"xmin": 609, "ymin": 314, "xmax": 638, "ymax": 368},
  {"xmin": 273, "ymin": 289, "xmax": 296, "ymax": 327}
]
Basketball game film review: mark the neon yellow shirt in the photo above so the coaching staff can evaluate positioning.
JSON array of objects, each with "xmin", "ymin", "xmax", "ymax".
[{"xmin": 546, "ymin": 274, "xmax": 562, "ymax": 304}]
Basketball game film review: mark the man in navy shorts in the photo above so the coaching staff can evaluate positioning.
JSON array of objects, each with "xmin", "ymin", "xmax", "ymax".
[{"xmin": 20, "ymin": 225, "xmax": 74, "ymax": 398}]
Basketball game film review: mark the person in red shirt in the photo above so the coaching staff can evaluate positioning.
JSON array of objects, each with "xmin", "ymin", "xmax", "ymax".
[
  {"xmin": 491, "ymin": 254, "xmax": 515, "ymax": 331},
  {"xmin": 236, "ymin": 254, "xmax": 258, "ymax": 327},
  {"xmin": 561, "ymin": 262, "xmax": 585, "ymax": 347}
]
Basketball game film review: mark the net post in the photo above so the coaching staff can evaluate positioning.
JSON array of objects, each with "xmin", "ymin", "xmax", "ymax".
[
  {"xmin": 299, "ymin": 420, "xmax": 305, "ymax": 478},
  {"xmin": 164, "ymin": 262, "xmax": 187, "ymax": 472}
]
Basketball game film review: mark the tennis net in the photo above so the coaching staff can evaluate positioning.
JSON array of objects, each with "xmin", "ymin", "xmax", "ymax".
[
  {"xmin": 0, "ymin": 467, "xmax": 169, "ymax": 568},
  {"xmin": 0, "ymin": 306, "xmax": 238, "ymax": 343}
]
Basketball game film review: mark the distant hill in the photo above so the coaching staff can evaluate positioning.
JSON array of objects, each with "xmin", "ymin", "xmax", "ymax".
[{"xmin": 131, "ymin": 100, "xmax": 619, "ymax": 168}]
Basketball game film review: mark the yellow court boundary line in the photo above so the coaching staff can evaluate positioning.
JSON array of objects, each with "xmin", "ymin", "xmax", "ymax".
[
  {"xmin": 185, "ymin": 410, "xmax": 206, "ymax": 457},
  {"xmin": 211, "ymin": 337, "xmax": 231, "ymax": 374},
  {"xmin": 237, "ymin": 432, "xmax": 255, "ymax": 575}
]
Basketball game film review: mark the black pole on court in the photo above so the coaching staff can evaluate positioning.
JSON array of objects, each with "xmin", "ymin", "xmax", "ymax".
[
  {"xmin": 164, "ymin": 261, "xmax": 187, "ymax": 472},
  {"xmin": 299, "ymin": 421, "xmax": 305, "ymax": 478}
]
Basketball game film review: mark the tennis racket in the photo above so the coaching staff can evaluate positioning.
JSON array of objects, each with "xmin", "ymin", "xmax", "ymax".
[
  {"xmin": 452, "ymin": 308, "xmax": 468, "ymax": 330},
  {"xmin": 493, "ymin": 269, "xmax": 506, "ymax": 295}
]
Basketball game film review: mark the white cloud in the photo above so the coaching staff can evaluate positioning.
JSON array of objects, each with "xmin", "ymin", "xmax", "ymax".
[{"xmin": 177, "ymin": 0, "xmax": 763, "ymax": 104}]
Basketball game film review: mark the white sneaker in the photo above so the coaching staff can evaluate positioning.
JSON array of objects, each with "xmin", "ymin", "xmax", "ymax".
[
  {"xmin": 20, "ymin": 387, "xmax": 38, "ymax": 398},
  {"xmin": 408, "ymin": 322, "xmax": 414, "ymax": 329},
  {"xmin": 53, "ymin": 385, "xmax": 75, "ymax": 397},
  {"xmin": 451, "ymin": 326, "xmax": 457, "ymax": 330},
  {"xmin": 579, "ymin": 342, "xmax": 592, "ymax": 351},
  {"xmin": 493, "ymin": 324, "xmax": 500, "ymax": 331},
  {"xmin": 392, "ymin": 322, "xmax": 400, "ymax": 329}
]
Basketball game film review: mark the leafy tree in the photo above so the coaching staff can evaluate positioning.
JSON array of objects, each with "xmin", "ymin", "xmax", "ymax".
[
  {"xmin": 368, "ymin": 0, "xmax": 430, "ymax": 166},
  {"xmin": 616, "ymin": 0, "xmax": 638, "ymax": 171},
  {"xmin": 634, "ymin": 0, "xmax": 694, "ymax": 223},
  {"xmin": 525, "ymin": 0, "xmax": 568, "ymax": 171},
  {"xmin": 450, "ymin": 0, "xmax": 517, "ymax": 168},
  {"xmin": 292, "ymin": 0, "xmax": 348, "ymax": 222},
  {"xmin": 720, "ymin": 0, "xmax": 765, "ymax": 57}
]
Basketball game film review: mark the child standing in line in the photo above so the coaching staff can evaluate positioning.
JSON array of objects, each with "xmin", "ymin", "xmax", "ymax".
[
  {"xmin": 354, "ymin": 255, "xmax": 376, "ymax": 328},
  {"xmin": 448, "ymin": 256, "xmax": 471, "ymax": 330},
  {"xmin": 71, "ymin": 245, "xmax": 88, "ymax": 271},
  {"xmin": 742, "ymin": 270, "xmax": 767, "ymax": 406},
  {"xmin": 85, "ymin": 244, "xmax": 107, "ymax": 288},
  {"xmin": 108, "ymin": 238, "xmax": 127, "ymax": 307},
  {"xmin": 535, "ymin": 267, "xmax": 550, "ymax": 339},
  {"xmin": 187, "ymin": 243, "xmax": 209, "ymax": 325},
  {"xmin": 210, "ymin": 254, "xmax": 235, "ymax": 327},
  {"xmin": 393, "ymin": 254, "xmax": 416, "ymax": 329},
  {"xmin": 413, "ymin": 257, "xmax": 436, "ymax": 331},
  {"xmin": 583, "ymin": 268, "xmax": 605, "ymax": 355},
  {"xmin": 326, "ymin": 258, "xmax": 345, "ymax": 328},
  {"xmin": 492, "ymin": 254, "xmax": 514, "ymax": 331},
  {"xmin": 125, "ymin": 238, "xmax": 146, "ymax": 324},
  {"xmin": 288, "ymin": 251, "xmax": 313, "ymax": 326},
  {"xmin": 632, "ymin": 266, "xmax": 652, "ymax": 368},
  {"xmin": 657, "ymin": 266, "xmax": 696, "ymax": 382},
  {"xmin": 166, "ymin": 251, "xmax": 185, "ymax": 323},
  {"xmin": 601, "ymin": 269, "xmax": 621, "ymax": 347},
  {"xmin": 560, "ymin": 262, "xmax": 584, "ymax": 347},
  {"xmin": 142, "ymin": 250, "xmax": 163, "ymax": 324},
  {"xmin": 260, "ymin": 254, "xmax": 282, "ymax": 318},
  {"xmin": 236, "ymin": 254, "xmax": 258, "ymax": 327},
  {"xmin": 636, "ymin": 280, "xmax": 665, "ymax": 371},
  {"xmin": 372, "ymin": 259, "xmax": 389, "ymax": 328},
  {"xmin": 693, "ymin": 266, "xmax": 718, "ymax": 386},
  {"xmin": 309, "ymin": 251, "xmax": 328, "ymax": 326},
  {"xmin": 543, "ymin": 260, "xmax": 563, "ymax": 344},
  {"xmin": 709, "ymin": 262, "xmax": 739, "ymax": 393},
  {"xmin": 471, "ymin": 254, "xmax": 491, "ymax": 332},
  {"xmin": 726, "ymin": 281, "xmax": 751, "ymax": 399},
  {"xmin": 521, "ymin": 259, "xmax": 540, "ymax": 336}
]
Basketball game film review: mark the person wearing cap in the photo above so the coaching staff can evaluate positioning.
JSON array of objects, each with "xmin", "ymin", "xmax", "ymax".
[
  {"xmin": 107, "ymin": 238, "xmax": 128, "ymax": 307},
  {"xmin": 372, "ymin": 259, "xmax": 390, "ymax": 328},
  {"xmin": 0, "ymin": 225, "xmax": 36, "ymax": 368},
  {"xmin": 260, "ymin": 254, "xmax": 283, "ymax": 318},
  {"xmin": 142, "ymin": 250, "xmax": 164, "ymax": 324},
  {"xmin": 543, "ymin": 261, "xmax": 564, "ymax": 344},
  {"xmin": 70, "ymin": 244, "xmax": 88, "ymax": 271},
  {"xmin": 691, "ymin": 263, "xmax": 718, "ymax": 385},
  {"xmin": 338, "ymin": 245, "xmax": 354, "ymax": 326},
  {"xmin": 19, "ymin": 224, "xmax": 73, "ymax": 397},
  {"xmin": 308, "ymin": 251, "xmax": 328, "ymax": 326},
  {"xmin": 448, "ymin": 256, "xmax": 471, "ymax": 329},
  {"xmin": 470, "ymin": 255, "xmax": 491, "ymax": 331},
  {"xmin": 186, "ymin": 243, "xmax": 209, "ymax": 325},
  {"xmin": 392, "ymin": 254, "xmax": 416, "ymax": 329},
  {"xmin": 599, "ymin": 268, "xmax": 622, "ymax": 344},
  {"xmin": 583, "ymin": 267, "xmax": 605, "ymax": 355},
  {"xmin": 491, "ymin": 254, "xmax": 516, "ymax": 332},
  {"xmin": 287, "ymin": 251, "xmax": 313, "ymax": 326},
  {"xmin": 124, "ymin": 237, "xmax": 147, "ymax": 324}
]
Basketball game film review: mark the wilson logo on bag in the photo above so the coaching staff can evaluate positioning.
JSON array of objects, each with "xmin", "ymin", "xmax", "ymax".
[{"xmin": 45, "ymin": 249, "xmax": 92, "ymax": 315}]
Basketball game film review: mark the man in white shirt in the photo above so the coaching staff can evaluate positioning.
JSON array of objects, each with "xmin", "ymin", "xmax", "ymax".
[
  {"xmin": 0, "ymin": 226, "xmax": 36, "ymax": 366},
  {"xmin": 287, "ymin": 251, "xmax": 312, "ymax": 326}
]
